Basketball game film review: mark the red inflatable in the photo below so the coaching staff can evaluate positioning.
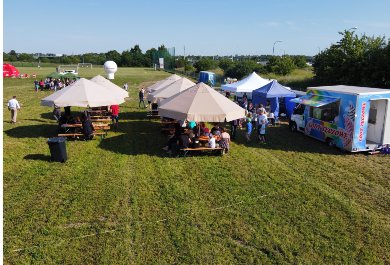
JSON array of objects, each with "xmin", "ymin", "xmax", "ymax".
[{"xmin": 3, "ymin": 64, "xmax": 20, "ymax": 78}]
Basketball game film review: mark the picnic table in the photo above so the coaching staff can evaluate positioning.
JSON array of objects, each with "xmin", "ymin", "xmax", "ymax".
[
  {"xmin": 147, "ymin": 110, "xmax": 160, "ymax": 120},
  {"xmin": 161, "ymin": 120, "xmax": 177, "ymax": 134},
  {"xmin": 90, "ymin": 118, "xmax": 111, "ymax": 123},
  {"xmin": 58, "ymin": 123, "xmax": 110, "ymax": 139},
  {"xmin": 179, "ymin": 147, "xmax": 225, "ymax": 157},
  {"xmin": 198, "ymin": 135, "xmax": 220, "ymax": 143}
]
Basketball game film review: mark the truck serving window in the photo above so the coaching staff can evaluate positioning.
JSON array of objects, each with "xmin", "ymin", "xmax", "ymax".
[{"xmin": 309, "ymin": 101, "xmax": 340, "ymax": 122}]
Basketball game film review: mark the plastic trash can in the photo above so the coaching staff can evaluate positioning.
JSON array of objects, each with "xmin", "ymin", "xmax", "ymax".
[{"xmin": 47, "ymin": 137, "xmax": 67, "ymax": 162}]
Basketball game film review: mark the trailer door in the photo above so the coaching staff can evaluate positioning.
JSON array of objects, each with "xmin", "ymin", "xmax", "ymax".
[
  {"xmin": 367, "ymin": 99, "xmax": 390, "ymax": 144},
  {"xmin": 382, "ymin": 99, "xmax": 390, "ymax": 144}
]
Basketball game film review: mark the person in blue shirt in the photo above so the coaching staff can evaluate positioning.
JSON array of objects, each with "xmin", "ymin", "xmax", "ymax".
[{"xmin": 246, "ymin": 113, "xmax": 253, "ymax": 142}]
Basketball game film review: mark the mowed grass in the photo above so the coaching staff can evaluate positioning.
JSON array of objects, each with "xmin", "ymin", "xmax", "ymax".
[{"xmin": 3, "ymin": 67, "xmax": 390, "ymax": 264}]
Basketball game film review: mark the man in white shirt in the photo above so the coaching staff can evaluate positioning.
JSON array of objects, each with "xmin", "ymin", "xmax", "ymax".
[{"xmin": 7, "ymin": 96, "xmax": 21, "ymax": 124}]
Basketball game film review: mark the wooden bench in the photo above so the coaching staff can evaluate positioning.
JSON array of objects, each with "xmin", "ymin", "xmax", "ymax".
[
  {"xmin": 93, "ymin": 124, "xmax": 111, "ymax": 130},
  {"xmin": 179, "ymin": 147, "xmax": 225, "ymax": 157},
  {"xmin": 90, "ymin": 115, "xmax": 110, "ymax": 119},
  {"xmin": 58, "ymin": 131, "xmax": 107, "ymax": 140},
  {"xmin": 147, "ymin": 110, "xmax": 160, "ymax": 120},
  {"xmin": 147, "ymin": 114, "xmax": 160, "ymax": 120},
  {"xmin": 90, "ymin": 118, "xmax": 111, "ymax": 123},
  {"xmin": 161, "ymin": 127, "xmax": 175, "ymax": 135}
]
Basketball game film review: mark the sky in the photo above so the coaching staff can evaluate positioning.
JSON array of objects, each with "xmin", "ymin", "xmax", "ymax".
[{"xmin": 3, "ymin": 0, "xmax": 390, "ymax": 56}]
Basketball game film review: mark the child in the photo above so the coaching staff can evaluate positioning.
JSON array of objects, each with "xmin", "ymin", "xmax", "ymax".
[
  {"xmin": 257, "ymin": 110, "xmax": 268, "ymax": 143},
  {"xmin": 246, "ymin": 113, "xmax": 253, "ymax": 142}
]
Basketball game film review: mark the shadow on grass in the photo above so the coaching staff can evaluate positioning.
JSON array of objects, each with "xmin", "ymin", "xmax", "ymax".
[
  {"xmin": 23, "ymin": 118, "xmax": 48, "ymax": 123},
  {"xmin": 24, "ymin": 154, "xmax": 51, "ymax": 161},
  {"xmin": 231, "ymin": 123, "xmax": 345, "ymax": 155},
  {"xmin": 4, "ymin": 124, "xmax": 58, "ymax": 138},
  {"xmin": 40, "ymin": 112, "xmax": 55, "ymax": 120},
  {"xmin": 119, "ymin": 111, "xmax": 150, "ymax": 121},
  {"xmin": 99, "ymin": 121, "xmax": 344, "ymax": 156},
  {"xmin": 98, "ymin": 120, "xmax": 169, "ymax": 157}
]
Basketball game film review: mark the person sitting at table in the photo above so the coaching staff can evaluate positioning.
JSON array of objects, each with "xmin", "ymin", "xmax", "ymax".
[
  {"xmin": 74, "ymin": 116, "xmax": 82, "ymax": 124},
  {"xmin": 178, "ymin": 131, "xmax": 191, "ymax": 149},
  {"xmin": 188, "ymin": 129, "xmax": 196, "ymax": 141},
  {"xmin": 174, "ymin": 122, "xmax": 185, "ymax": 137},
  {"xmin": 81, "ymin": 114, "xmax": 95, "ymax": 140},
  {"xmin": 208, "ymin": 133, "xmax": 217, "ymax": 148},
  {"xmin": 211, "ymin": 123, "xmax": 222, "ymax": 136},
  {"xmin": 163, "ymin": 134, "xmax": 179, "ymax": 155},
  {"xmin": 199, "ymin": 122, "xmax": 209, "ymax": 136},
  {"xmin": 187, "ymin": 120, "xmax": 196, "ymax": 130}
]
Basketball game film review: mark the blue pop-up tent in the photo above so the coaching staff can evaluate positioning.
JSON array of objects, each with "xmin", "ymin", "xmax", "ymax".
[{"xmin": 252, "ymin": 80, "xmax": 296, "ymax": 117}]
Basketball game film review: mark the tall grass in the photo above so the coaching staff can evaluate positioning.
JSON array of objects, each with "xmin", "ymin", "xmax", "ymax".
[{"xmin": 3, "ymin": 67, "xmax": 390, "ymax": 264}]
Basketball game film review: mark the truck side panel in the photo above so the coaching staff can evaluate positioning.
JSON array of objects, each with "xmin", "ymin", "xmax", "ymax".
[{"xmin": 303, "ymin": 89, "xmax": 357, "ymax": 151}]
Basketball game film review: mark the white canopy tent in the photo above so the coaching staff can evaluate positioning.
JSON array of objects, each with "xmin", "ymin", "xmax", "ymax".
[
  {"xmin": 147, "ymin": 77, "xmax": 195, "ymax": 104},
  {"xmin": 41, "ymin": 78, "xmax": 125, "ymax": 107},
  {"xmin": 221, "ymin": 72, "xmax": 271, "ymax": 93},
  {"xmin": 158, "ymin": 82, "xmax": 246, "ymax": 122},
  {"xmin": 90, "ymin": 75, "xmax": 128, "ymax": 98},
  {"xmin": 146, "ymin": 74, "xmax": 181, "ymax": 93}
]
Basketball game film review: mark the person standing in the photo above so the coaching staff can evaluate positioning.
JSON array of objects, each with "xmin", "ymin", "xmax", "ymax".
[
  {"xmin": 220, "ymin": 128, "xmax": 231, "ymax": 153},
  {"xmin": 139, "ymin": 87, "xmax": 146, "ymax": 108},
  {"xmin": 34, "ymin": 80, "xmax": 39, "ymax": 92},
  {"xmin": 110, "ymin": 104, "xmax": 120, "ymax": 130},
  {"xmin": 7, "ymin": 96, "xmax": 21, "ymax": 124},
  {"xmin": 257, "ymin": 110, "xmax": 268, "ymax": 143},
  {"xmin": 245, "ymin": 113, "xmax": 253, "ymax": 142},
  {"xmin": 53, "ymin": 105, "xmax": 61, "ymax": 121},
  {"xmin": 230, "ymin": 119, "xmax": 240, "ymax": 140}
]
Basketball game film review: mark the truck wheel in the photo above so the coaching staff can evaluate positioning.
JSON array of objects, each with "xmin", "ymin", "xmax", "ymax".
[
  {"xmin": 327, "ymin": 138, "xmax": 336, "ymax": 147},
  {"xmin": 289, "ymin": 122, "xmax": 297, "ymax": 132}
]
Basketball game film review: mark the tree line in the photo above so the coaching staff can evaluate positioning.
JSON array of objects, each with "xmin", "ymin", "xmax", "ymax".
[
  {"xmin": 191, "ymin": 55, "xmax": 308, "ymax": 79},
  {"xmin": 313, "ymin": 31, "xmax": 390, "ymax": 88},
  {"xmin": 3, "ymin": 45, "xmax": 171, "ymax": 67}
]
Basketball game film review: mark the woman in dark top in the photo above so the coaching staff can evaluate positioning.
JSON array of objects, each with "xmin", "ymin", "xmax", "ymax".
[
  {"xmin": 178, "ymin": 133, "xmax": 191, "ymax": 149},
  {"xmin": 81, "ymin": 114, "xmax": 94, "ymax": 140}
]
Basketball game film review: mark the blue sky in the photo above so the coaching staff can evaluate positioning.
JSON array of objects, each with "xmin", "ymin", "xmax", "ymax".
[{"xmin": 3, "ymin": 0, "xmax": 390, "ymax": 56}]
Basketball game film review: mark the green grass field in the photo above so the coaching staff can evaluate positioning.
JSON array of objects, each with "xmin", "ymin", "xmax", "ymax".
[{"xmin": 3, "ymin": 67, "xmax": 390, "ymax": 264}]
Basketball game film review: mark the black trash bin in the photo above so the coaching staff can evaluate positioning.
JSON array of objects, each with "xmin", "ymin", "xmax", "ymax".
[{"xmin": 47, "ymin": 137, "xmax": 67, "ymax": 162}]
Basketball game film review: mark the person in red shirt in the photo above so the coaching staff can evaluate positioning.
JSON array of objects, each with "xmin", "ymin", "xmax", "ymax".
[{"xmin": 110, "ymin": 105, "xmax": 120, "ymax": 130}]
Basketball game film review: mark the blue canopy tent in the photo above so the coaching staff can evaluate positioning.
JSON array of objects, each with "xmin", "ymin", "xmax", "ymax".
[{"xmin": 252, "ymin": 80, "xmax": 296, "ymax": 117}]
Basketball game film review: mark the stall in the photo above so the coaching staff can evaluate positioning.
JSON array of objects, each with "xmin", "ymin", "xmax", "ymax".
[
  {"xmin": 3, "ymin": 64, "xmax": 20, "ymax": 78},
  {"xmin": 252, "ymin": 80, "xmax": 296, "ymax": 117},
  {"xmin": 290, "ymin": 85, "xmax": 390, "ymax": 152},
  {"xmin": 221, "ymin": 72, "xmax": 271, "ymax": 100},
  {"xmin": 199, "ymin": 71, "xmax": 216, "ymax": 87}
]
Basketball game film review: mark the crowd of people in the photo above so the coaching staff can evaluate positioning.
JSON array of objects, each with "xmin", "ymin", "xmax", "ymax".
[
  {"xmin": 231, "ymin": 93, "xmax": 275, "ymax": 144},
  {"xmin": 33, "ymin": 77, "xmax": 76, "ymax": 92}
]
